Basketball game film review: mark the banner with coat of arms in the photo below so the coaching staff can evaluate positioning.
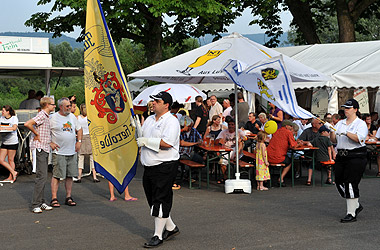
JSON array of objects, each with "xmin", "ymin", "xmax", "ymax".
[{"xmin": 84, "ymin": 0, "xmax": 138, "ymax": 193}]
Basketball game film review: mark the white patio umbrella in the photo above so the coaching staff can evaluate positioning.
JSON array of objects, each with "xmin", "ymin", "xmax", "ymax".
[
  {"xmin": 128, "ymin": 32, "xmax": 330, "ymax": 83},
  {"xmin": 132, "ymin": 83, "xmax": 207, "ymax": 106}
]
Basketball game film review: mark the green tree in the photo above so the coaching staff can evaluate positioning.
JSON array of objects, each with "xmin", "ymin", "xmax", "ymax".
[
  {"xmin": 287, "ymin": 4, "xmax": 380, "ymax": 45},
  {"xmin": 243, "ymin": 0, "xmax": 379, "ymax": 46},
  {"xmin": 25, "ymin": 0, "xmax": 241, "ymax": 65}
]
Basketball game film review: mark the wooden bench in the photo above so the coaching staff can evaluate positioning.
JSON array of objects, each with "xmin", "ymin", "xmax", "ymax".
[
  {"xmin": 179, "ymin": 159, "xmax": 206, "ymax": 189},
  {"xmin": 269, "ymin": 163, "xmax": 286, "ymax": 187}
]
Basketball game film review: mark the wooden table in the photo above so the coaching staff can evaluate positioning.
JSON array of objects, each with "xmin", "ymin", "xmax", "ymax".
[
  {"xmin": 290, "ymin": 146, "xmax": 319, "ymax": 187},
  {"xmin": 196, "ymin": 144, "xmax": 232, "ymax": 187}
]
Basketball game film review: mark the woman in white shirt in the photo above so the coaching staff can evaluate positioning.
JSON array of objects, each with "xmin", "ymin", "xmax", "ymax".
[
  {"xmin": 0, "ymin": 105, "xmax": 19, "ymax": 182},
  {"xmin": 330, "ymin": 99, "xmax": 367, "ymax": 223},
  {"xmin": 75, "ymin": 104, "xmax": 100, "ymax": 183}
]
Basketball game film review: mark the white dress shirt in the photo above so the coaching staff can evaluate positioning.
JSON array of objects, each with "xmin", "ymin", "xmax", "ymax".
[
  {"xmin": 140, "ymin": 111, "xmax": 180, "ymax": 166},
  {"xmin": 335, "ymin": 117, "xmax": 368, "ymax": 150}
]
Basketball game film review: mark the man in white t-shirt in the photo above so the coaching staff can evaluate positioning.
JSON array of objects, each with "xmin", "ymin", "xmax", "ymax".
[
  {"xmin": 215, "ymin": 117, "xmax": 247, "ymax": 183},
  {"xmin": 208, "ymin": 95, "xmax": 223, "ymax": 121},
  {"xmin": 49, "ymin": 97, "xmax": 82, "ymax": 208}
]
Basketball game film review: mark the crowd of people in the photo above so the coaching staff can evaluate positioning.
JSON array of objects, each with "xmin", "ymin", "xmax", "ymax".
[
  {"xmin": 0, "ymin": 90, "xmax": 137, "ymax": 214},
  {"xmin": 0, "ymin": 89, "xmax": 378, "ymax": 248}
]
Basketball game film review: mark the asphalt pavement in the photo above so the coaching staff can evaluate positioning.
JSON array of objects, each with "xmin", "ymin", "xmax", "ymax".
[{"xmin": 1, "ymin": 162, "xmax": 380, "ymax": 250}]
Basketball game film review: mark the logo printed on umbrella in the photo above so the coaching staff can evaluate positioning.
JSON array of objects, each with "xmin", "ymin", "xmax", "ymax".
[
  {"xmin": 176, "ymin": 43, "xmax": 232, "ymax": 76},
  {"xmin": 257, "ymin": 78, "xmax": 275, "ymax": 101},
  {"xmin": 261, "ymin": 68, "xmax": 279, "ymax": 80}
]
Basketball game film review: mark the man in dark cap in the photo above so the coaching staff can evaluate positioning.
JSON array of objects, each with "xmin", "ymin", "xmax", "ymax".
[{"xmin": 137, "ymin": 91, "xmax": 180, "ymax": 248}]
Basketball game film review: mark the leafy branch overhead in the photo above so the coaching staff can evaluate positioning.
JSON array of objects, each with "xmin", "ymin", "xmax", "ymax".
[{"xmin": 244, "ymin": 0, "xmax": 379, "ymax": 46}]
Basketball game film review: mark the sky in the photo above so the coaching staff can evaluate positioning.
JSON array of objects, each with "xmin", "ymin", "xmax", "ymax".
[{"xmin": 0, "ymin": 0, "xmax": 292, "ymax": 38}]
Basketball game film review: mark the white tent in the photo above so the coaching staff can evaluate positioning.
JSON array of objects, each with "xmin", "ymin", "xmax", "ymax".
[
  {"xmin": 129, "ymin": 32, "xmax": 329, "ymax": 83},
  {"xmin": 274, "ymin": 40, "xmax": 380, "ymax": 89}
]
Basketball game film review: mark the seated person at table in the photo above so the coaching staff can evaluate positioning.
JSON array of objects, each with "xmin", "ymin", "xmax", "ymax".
[
  {"xmin": 204, "ymin": 115, "xmax": 227, "ymax": 140},
  {"xmin": 244, "ymin": 112, "xmax": 262, "ymax": 134},
  {"xmin": 297, "ymin": 118, "xmax": 323, "ymax": 143},
  {"xmin": 267, "ymin": 120, "xmax": 300, "ymax": 187},
  {"xmin": 362, "ymin": 113, "xmax": 377, "ymax": 139},
  {"xmin": 297, "ymin": 118, "xmax": 324, "ymax": 176},
  {"xmin": 306, "ymin": 126, "xmax": 336, "ymax": 185},
  {"xmin": 177, "ymin": 115, "xmax": 203, "ymax": 189},
  {"xmin": 215, "ymin": 117, "xmax": 247, "ymax": 184},
  {"xmin": 243, "ymin": 112, "xmax": 262, "ymax": 149},
  {"xmin": 294, "ymin": 118, "xmax": 310, "ymax": 139}
]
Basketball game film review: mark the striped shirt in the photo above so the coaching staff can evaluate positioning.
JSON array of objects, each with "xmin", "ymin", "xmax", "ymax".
[
  {"xmin": 30, "ymin": 110, "xmax": 51, "ymax": 153},
  {"xmin": 179, "ymin": 128, "xmax": 202, "ymax": 157}
]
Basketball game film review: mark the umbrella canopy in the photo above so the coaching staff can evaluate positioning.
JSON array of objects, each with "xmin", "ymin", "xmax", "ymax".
[
  {"xmin": 132, "ymin": 83, "xmax": 207, "ymax": 106},
  {"xmin": 129, "ymin": 32, "xmax": 330, "ymax": 84}
]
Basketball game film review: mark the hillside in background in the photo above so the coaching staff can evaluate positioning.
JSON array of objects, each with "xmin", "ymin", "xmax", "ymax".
[
  {"xmin": 0, "ymin": 32, "xmax": 83, "ymax": 49},
  {"xmin": 198, "ymin": 32, "xmax": 290, "ymax": 47},
  {"xmin": 0, "ymin": 32, "xmax": 289, "ymax": 50}
]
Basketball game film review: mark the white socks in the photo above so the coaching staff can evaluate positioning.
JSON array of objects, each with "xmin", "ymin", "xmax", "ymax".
[
  {"xmin": 165, "ymin": 215, "xmax": 176, "ymax": 231},
  {"xmin": 154, "ymin": 217, "xmax": 167, "ymax": 240},
  {"xmin": 346, "ymin": 198, "xmax": 359, "ymax": 216}
]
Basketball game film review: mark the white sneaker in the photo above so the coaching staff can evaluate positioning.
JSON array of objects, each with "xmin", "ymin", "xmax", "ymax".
[
  {"xmin": 40, "ymin": 203, "xmax": 53, "ymax": 211},
  {"xmin": 32, "ymin": 207, "xmax": 42, "ymax": 213}
]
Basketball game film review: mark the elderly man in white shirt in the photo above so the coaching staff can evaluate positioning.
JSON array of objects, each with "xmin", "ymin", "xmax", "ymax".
[
  {"xmin": 137, "ymin": 91, "xmax": 181, "ymax": 248},
  {"xmin": 208, "ymin": 95, "xmax": 223, "ymax": 121},
  {"xmin": 49, "ymin": 97, "xmax": 82, "ymax": 208}
]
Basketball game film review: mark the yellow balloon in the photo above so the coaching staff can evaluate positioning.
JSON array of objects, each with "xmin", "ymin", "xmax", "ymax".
[{"xmin": 264, "ymin": 120, "xmax": 278, "ymax": 134}]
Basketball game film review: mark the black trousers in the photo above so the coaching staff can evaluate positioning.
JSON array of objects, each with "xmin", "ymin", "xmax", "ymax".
[
  {"xmin": 335, "ymin": 153, "xmax": 367, "ymax": 199},
  {"xmin": 143, "ymin": 160, "xmax": 178, "ymax": 218}
]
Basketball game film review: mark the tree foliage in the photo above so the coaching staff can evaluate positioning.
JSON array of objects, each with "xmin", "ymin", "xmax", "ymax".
[
  {"xmin": 243, "ymin": 0, "xmax": 379, "ymax": 46},
  {"xmin": 0, "ymin": 35, "xmax": 199, "ymax": 108},
  {"xmin": 25, "ymin": 0, "xmax": 241, "ymax": 65},
  {"xmin": 287, "ymin": 2, "xmax": 380, "ymax": 45}
]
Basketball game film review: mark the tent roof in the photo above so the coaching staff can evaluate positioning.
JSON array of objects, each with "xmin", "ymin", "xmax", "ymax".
[{"xmin": 274, "ymin": 40, "xmax": 380, "ymax": 89}]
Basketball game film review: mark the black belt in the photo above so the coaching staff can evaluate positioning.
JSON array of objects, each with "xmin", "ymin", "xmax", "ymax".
[
  {"xmin": 337, "ymin": 147, "xmax": 367, "ymax": 158},
  {"xmin": 144, "ymin": 160, "xmax": 179, "ymax": 168}
]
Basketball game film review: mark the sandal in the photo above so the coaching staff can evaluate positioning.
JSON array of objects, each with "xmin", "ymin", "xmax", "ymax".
[
  {"xmin": 305, "ymin": 181, "xmax": 311, "ymax": 186},
  {"xmin": 65, "ymin": 197, "xmax": 77, "ymax": 206},
  {"xmin": 259, "ymin": 187, "xmax": 269, "ymax": 191},
  {"xmin": 325, "ymin": 178, "xmax": 333, "ymax": 185},
  {"xmin": 50, "ymin": 198, "xmax": 60, "ymax": 208},
  {"xmin": 172, "ymin": 184, "xmax": 181, "ymax": 190},
  {"xmin": 217, "ymin": 178, "xmax": 225, "ymax": 184}
]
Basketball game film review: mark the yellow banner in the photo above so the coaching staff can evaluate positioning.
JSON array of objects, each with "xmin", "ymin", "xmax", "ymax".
[{"xmin": 84, "ymin": 0, "xmax": 138, "ymax": 193}]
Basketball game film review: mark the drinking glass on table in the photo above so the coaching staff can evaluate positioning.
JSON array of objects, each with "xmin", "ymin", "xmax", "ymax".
[
  {"xmin": 210, "ymin": 134, "xmax": 215, "ymax": 147},
  {"xmin": 205, "ymin": 135, "xmax": 210, "ymax": 146}
]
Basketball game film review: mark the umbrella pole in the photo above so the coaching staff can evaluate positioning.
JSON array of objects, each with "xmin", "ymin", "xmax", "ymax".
[
  {"xmin": 224, "ymin": 84, "xmax": 251, "ymax": 194},
  {"xmin": 234, "ymin": 84, "xmax": 240, "ymax": 180}
]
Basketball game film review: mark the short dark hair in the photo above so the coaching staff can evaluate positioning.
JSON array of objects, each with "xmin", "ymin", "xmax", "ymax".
[
  {"xmin": 35, "ymin": 91, "xmax": 44, "ymax": 98},
  {"xmin": 237, "ymin": 92, "xmax": 244, "ymax": 100},
  {"xmin": 225, "ymin": 116, "xmax": 234, "ymax": 124}
]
